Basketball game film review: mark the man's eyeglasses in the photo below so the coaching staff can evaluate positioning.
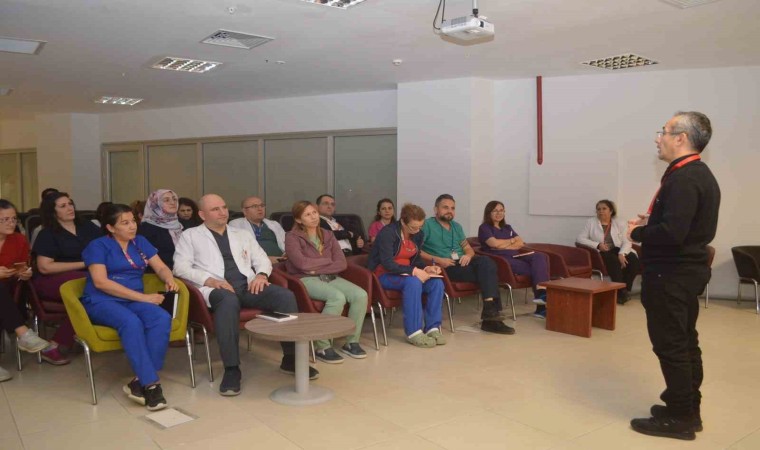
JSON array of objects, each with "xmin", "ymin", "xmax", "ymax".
[
  {"xmin": 656, "ymin": 130, "xmax": 684, "ymax": 139},
  {"xmin": 244, "ymin": 204, "xmax": 266, "ymax": 209},
  {"xmin": 0, "ymin": 217, "xmax": 19, "ymax": 224}
]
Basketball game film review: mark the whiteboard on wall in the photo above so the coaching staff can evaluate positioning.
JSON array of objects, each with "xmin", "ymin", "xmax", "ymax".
[{"xmin": 528, "ymin": 149, "xmax": 618, "ymax": 216}]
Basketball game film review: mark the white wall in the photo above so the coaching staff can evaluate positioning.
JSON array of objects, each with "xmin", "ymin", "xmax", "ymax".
[
  {"xmin": 493, "ymin": 66, "xmax": 760, "ymax": 299},
  {"xmin": 69, "ymin": 114, "xmax": 101, "ymax": 208},
  {"xmin": 100, "ymin": 90, "xmax": 397, "ymax": 143},
  {"xmin": 0, "ymin": 120, "xmax": 36, "ymax": 149}
]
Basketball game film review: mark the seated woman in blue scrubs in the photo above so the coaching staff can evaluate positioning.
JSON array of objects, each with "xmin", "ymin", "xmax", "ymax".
[{"xmin": 81, "ymin": 203, "xmax": 177, "ymax": 411}]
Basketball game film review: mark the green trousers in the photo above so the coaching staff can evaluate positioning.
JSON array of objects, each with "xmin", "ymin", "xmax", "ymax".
[{"xmin": 300, "ymin": 276, "xmax": 368, "ymax": 350}]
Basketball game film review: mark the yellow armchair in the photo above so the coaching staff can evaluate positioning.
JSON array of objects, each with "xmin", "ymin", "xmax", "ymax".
[{"xmin": 60, "ymin": 275, "xmax": 196, "ymax": 405}]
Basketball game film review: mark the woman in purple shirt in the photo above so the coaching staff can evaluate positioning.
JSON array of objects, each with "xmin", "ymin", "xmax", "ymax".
[{"xmin": 478, "ymin": 201, "xmax": 550, "ymax": 319}]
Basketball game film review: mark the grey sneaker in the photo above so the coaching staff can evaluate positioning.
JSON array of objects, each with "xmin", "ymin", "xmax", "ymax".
[
  {"xmin": 339, "ymin": 343, "xmax": 367, "ymax": 359},
  {"xmin": 315, "ymin": 348, "xmax": 344, "ymax": 364},
  {"xmin": 426, "ymin": 329, "xmax": 447, "ymax": 345},
  {"xmin": 17, "ymin": 330, "xmax": 49, "ymax": 353},
  {"xmin": 0, "ymin": 365, "xmax": 12, "ymax": 382}
]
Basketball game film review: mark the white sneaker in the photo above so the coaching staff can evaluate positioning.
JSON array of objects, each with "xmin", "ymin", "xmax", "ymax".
[
  {"xmin": 0, "ymin": 365, "xmax": 12, "ymax": 382},
  {"xmin": 17, "ymin": 330, "xmax": 49, "ymax": 353}
]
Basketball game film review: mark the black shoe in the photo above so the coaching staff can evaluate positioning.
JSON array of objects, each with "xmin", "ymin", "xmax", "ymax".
[
  {"xmin": 651, "ymin": 404, "xmax": 702, "ymax": 432},
  {"xmin": 280, "ymin": 356, "xmax": 320, "ymax": 380},
  {"xmin": 315, "ymin": 347, "xmax": 344, "ymax": 364},
  {"xmin": 144, "ymin": 384, "xmax": 168, "ymax": 411},
  {"xmin": 481, "ymin": 301, "xmax": 506, "ymax": 322},
  {"xmin": 617, "ymin": 289, "xmax": 630, "ymax": 305},
  {"xmin": 630, "ymin": 416, "xmax": 696, "ymax": 441},
  {"xmin": 122, "ymin": 378, "xmax": 145, "ymax": 406},
  {"xmin": 220, "ymin": 367, "xmax": 241, "ymax": 396},
  {"xmin": 480, "ymin": 320, "xmax": 516, "ymax": 335}
]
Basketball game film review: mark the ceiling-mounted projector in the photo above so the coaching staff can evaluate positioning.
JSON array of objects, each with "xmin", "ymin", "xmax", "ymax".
[{"xmin": 441, "ymin": 15, "xmax": 494, "ymax": 40}]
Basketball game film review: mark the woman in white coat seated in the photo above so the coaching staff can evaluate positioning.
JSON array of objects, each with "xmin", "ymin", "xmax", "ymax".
[{"xmin": 576, "ymin": 199, "xmax": 640, "ymax": 304}]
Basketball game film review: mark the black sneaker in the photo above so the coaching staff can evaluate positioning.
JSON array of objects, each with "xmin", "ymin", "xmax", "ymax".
[
  {"xmin": 481, "ymin": 301, "xmax": 506, "ymax": 322},
  {"xmin": 630, "ymin": 416, "xmax": 696, "ymax": 441},
  {"xmin": 618, "ymin": 289, "xmax": 631, "ymax": 305},
  {"xmin": 220, "ymin": 367, "xmax": 242, "ymax": 396},
  {"xmin": 480, "ymin": 320, "xmax": 516, "ymax": 335},
  {"xmin": 650, "ymin": 404, "xmax": 702, "ymax": 432},
  {"xmin": 315, "ymin": 348, "xmax": 344, "ymax": 364},
  {"xmin": 144, "ymin": 384, "xmax": 168, "ymax": 411},
  {"xmin": 280, "ymin": 356, "xmax": 320, "ymax": 380},
  {"xmin": 122, "ymin": 378, "xmax": 145, "ymax": 406},
  {"xmin": 339, "ymin": 343, "xmax": 367, "ymax": 359}
]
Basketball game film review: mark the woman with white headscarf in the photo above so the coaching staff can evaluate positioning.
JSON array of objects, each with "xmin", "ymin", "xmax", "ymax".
[{"xmin": 138, "ymin": 189, "xmax": 183, "ymax": 270}]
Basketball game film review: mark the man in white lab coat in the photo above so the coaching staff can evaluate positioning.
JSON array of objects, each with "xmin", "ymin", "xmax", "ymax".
[{"xmin": 174, "ymin": 194, "xmax": 318, "ymax": 396}]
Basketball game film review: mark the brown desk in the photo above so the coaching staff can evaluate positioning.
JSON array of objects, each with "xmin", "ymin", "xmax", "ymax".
[
  {"xmin": 542, "ymin": 278, "xmax": 625, "ymax": 338},
  {"xmin": 245, "ymin": 313, "xmax": 355, "ymax": 405}
]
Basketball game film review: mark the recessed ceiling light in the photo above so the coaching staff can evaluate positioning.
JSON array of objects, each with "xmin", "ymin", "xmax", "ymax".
[
  {"xmin": 660, "ymin": 0, "xmax": 725, "ymax": 8},
  {"xmin": 201, "ymin": 30, "xmax": 274, "ymax": 50},
  {"xmin": 94, "ymin": 96, "xmax": 144, "ymax": 106},
  {"xmin": 0, "ymin": 87, "xmax": 13, "ymax": 96},
  {"xmin": 299, "ymin": 0, "xmax": 367, "ymax": 9},
  {"xmin": 580, "ymin": 53, "xmax": 658, "ymax": 70},
  {"xmin": 0, "ymin": 36, "xmax": 46, "ymax": 55},
  {"xmin": 151, "ymin": 57, "xmax": 222, "ymax": 74}
]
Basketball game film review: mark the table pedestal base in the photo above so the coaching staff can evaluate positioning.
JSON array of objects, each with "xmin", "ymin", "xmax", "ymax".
[{"xmin": 270, "ymin": 385, "xmax": 334, "ymax": 405}]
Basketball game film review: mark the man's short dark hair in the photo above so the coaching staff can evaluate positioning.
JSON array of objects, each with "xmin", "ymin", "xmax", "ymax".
[
  {"xmin": 435, "ymin": 194, "xmax": 455, "ymax": 206},
  {"xmin": 316, "ymin": 194, "xmax": 335, "ymax": 205},
  {"xmin": 673, "ymin": 111, "xmax": 712, "ymax": 153}
]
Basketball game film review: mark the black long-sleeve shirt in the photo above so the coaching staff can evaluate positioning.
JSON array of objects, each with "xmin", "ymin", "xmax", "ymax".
[{"xmin": 631, "ymin": 154, "xmax": 720, "ymax": 267}]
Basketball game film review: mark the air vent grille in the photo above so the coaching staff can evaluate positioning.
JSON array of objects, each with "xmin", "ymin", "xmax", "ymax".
[
  {"xmin": 580, "ymin": 53, "xmax": 658, "ymax": 71},
  {"xmin": 201, "ymin": 30, "xmax": 274, "ymax": 50},
  {"xmin": 660, "ymin": 0, "xmax": 725, "ymax": 8},
  {"xmin": 94, "ymin": 96, "xmax": 143, "ymax": 106}
]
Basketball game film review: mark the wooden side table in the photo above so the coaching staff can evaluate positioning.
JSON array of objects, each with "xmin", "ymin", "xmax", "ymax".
[
  {"xmin": 245, "ymin": 313, "xmax": 355, "ymax": 406},
  {"xmin": 542, "ymin": 278, "xmax": 625, "ymax": 338}
]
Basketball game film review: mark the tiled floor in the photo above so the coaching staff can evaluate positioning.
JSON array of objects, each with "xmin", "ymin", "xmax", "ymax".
[{"xmin": 2, "ymin": 293, "xmax": 760, "ymax": 450}]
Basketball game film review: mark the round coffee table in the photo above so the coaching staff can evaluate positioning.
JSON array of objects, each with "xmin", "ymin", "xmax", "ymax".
[{"xmin": 245, "ymin": 312, "xmax": 355, "ymax": 406}]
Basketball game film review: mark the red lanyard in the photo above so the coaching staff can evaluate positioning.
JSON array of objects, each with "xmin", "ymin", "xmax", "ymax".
[{"xmin": 647, "ymin": 154, "xmax": 701, "ymax": 215}]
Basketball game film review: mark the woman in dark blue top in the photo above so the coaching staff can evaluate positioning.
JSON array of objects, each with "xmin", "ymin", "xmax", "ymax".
[
  {"xmin": 32, "ymin": 192, "xmax": 102, "ymax": 364},
  {"xmin": 82, "ymin": 203, "xmax": 177, "ymax": 411}
]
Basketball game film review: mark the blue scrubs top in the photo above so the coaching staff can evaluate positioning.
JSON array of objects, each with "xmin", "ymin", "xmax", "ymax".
[{"xmin": 80, "ymin": 235, "xmax": 157, "ymax": 305}]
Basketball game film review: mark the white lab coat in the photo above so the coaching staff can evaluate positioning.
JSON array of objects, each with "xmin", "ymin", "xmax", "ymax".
[
  {"xmin": 173, "ymin": 225, "xmax": 272, "ymax": 306},
  {"xmin": 575, "ymin": 218, "xmax": 636, "ymax": 255},
  {"xmin": 227, "ymin": 217, "xmax": 286, "ymax": 253}
]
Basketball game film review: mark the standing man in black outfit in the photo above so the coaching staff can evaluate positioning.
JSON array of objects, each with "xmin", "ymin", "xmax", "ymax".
[{"xmin": 628, "ymin": 111, "xmax": 720, "ymax": 441}]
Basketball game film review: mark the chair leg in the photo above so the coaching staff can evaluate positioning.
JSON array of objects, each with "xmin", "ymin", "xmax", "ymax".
[
  {"xmin": 755, "ymin": 281, "xmax": 759, "ymax": 315},
  {"xmin": 444, "ymin": 293, "xmax": 454, "ymax": 333},
  {"xmin": 198, "ymin": 324, "xmax": 213, "ymax": 383},
  {"xmin": 524, "ymin": 289, "xmax": 529, "ymax": 304},
  {"xmin": 377, "ymin": 305, "xmax": 388, "ymax": 346},
  {"xmin": 309, "ymin": 341, "xmax": 316, "ymax": 363},
  {"xmin": 14, "ymin": 336, "xmax": 22, "ymax": 372},
  {"xmin": 77, "ymin": 337, "xmax": 97, "ymax": 405},
  {"xmin": 457, "ymin": 297, "xmax": 462, "ymax": 304},
  {"xmin": 737, "ymin": 281, "xmax": 742, "ymax": 305},
  {"xmin": 189, "ymin": 327, "xmax": 196, "ymax": 361},
  {"xmin": 33, "ymin": 316, "xmax": 42, "ymax": 364},
  {"xmin": 369, "ymin": 306, "xmax": 379, "ymax": 351},
  {"xmin": 247, "ymin": 334, "xmax": 252, "ymax": 352},
  {"xmin": 506, "ymin": 285, "xmax": 517, "ymax": 321},
  {"xmin": 704, "ymin": 283, "xmax": 709, "ymax": 309},
  {"xmin": 185, "ymin": 331, "xmax": 196, "ymax": 388},
  {"xmin": 389, "ymin": 308, "xmax": 395, "ymax": 327}
]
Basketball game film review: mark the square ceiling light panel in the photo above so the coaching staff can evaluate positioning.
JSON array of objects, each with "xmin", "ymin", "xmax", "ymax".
[
  {"xmin": 94, "ymin": 96, "xmax": 144, "ymax": 106},
  {"xmin": 300, "ymin": 0, "xmax": 367, "ymax": 9},
  {"xmin": 580, "ymin": 53, "xmax": 658, "ymax": 70},
  {"xmin": 201, "ymin": 30, "xmax": 274, "ymax": 50},
  {"xmin": 0, "ymin": 36, "xmax": 46, "ymax": 55},
  {"xmin": 151, "ymin": 57, "xmax": 222, "ymax": 74}
]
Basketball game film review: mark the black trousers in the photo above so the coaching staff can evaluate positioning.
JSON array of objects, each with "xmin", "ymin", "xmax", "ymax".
[
  {"xmin": 641, "ymin": 264, "xmax": 710, "ymax": 417},
  {"xmin": 209, "ymin": 284, "xmax": 297, "ymax": 367},
  {"xmin": 599, "ymin": 248, "xmax": 640, "ymax": 291},
  {"xmin": 0, "ymin": 282, "xmax": 25, "ymax": 334},
  {"xmin": 445, "ymin": 255, "xmax": 501, "ymax": 310}
]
